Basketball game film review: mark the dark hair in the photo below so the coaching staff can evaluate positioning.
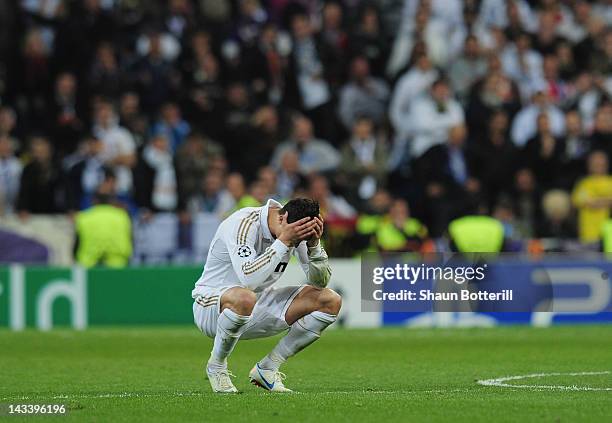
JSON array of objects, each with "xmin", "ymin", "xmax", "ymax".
[{"xmin": 280, "ymin": 198, "xmax": 319, "ymax": 223}]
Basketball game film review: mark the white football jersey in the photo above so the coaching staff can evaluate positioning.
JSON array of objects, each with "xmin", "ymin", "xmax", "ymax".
[{"xmin": 192, "ymin": 199, "xmax": 331, "ymax": 298}]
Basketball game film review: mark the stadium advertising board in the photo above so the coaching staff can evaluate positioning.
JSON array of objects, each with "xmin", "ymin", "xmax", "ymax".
[{"xmin": 0, "ymin": 258, "xmax": 611, "ymax": 330}]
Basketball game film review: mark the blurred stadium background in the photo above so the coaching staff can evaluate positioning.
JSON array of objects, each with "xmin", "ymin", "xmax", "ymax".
[{"xmin": 0, "ymin": 0, "xmax": 611, "ymax": 331}]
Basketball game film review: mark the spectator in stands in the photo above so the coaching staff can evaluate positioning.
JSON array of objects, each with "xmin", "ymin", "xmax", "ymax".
[
  {"xmin": 465, "ymin": 57, "xmax": 522, "ymax": 142},
  {"xmin": 537, "ymin": 189, "xmax": 576, "ymax": 239},
  {"xmin": 308, "ymin": 174, "xmax": 355, "ymax": 220},
  {"xmin": 221, "ymin": 82, "xmax": 254, "ymax": 149},
  {"xmin": 472, "ymin": 110, "xmax": 518, "ymax": 210},
  {"xmin": 500, "ymin": 32, "xmax": 543, "ymax": 98},
  {"xmin": 560, "ymin": 110, "xmax": 590, "ymax": 189},
  {"xmin": 276, "ymin": 150, "xmax": 306, "ymax": 201},
  {"xmin": 92, "ymin": 100, "xmax": 137, "ymax": 200},
  {"xmin": 130, "ymin": 31, "xmax": 178, "ymax": 115},
  {"xmin": 165, "ymin": 0, "xmax": 196, "ymax": 41},
  {"xmin": 522, "ymin": 113, "xmax": 565, "ymax": 190},
  {"xmin": 0, "ymin": 107, "xmax": 18, "ymax": 140},
  {"xmin": 492, "ymin": 197, "xmax": 523, "ymax": 242},
  {"xmin": 187, "ymin": 170, "xmax": 226, "ymax": 215},
  {"xmin": 533, "ymin": 10, "xmax": 565, "ymax": 55},
  {"xmin": 49, "ymin": 72, "xmax": 84, "ymax": 157},
  {"xmin": 354, "ymin": 189, "xmax": 393, "ymax": 251},
  {"xmin": 373, "ymin": 198, "xmax": 428, "ymax": 252},
  {"xmin": 16, "ymin": 28, "xmax": 52, "ymax": 131},
  {"xmin": 320, "ymin": 1, "xmax": 348, "ymax": 77},
  {"xmin": 590, "ymin": 28, "xmax": 612, "ymax": 74},
  {"xmin": 389, "ymin": 52, "xmax": 439, "ymax": 145},
  {"xmin": 150, "ymin": 102, "xmax": 191, "ymax": 153},
  {"xmin": 0, "ymin": 135, "xmax": 22, "ymax": 214},
  {"xmin": 349, "ymin": 4, "xmax": 388, "ymax": 78},
  {"xmin": 448, "ymin": 212, "xmax": 506, "ymax": 253},
  {"xmin": 415, "ymin": 124, "xmax": 480, "ymax": 236},
  {"xmin": 245, "ymin": 23, "xmax": 290, "ymax": 105},
  {"xmin": 448, "ymin": 35, "xmax": 488, "ymax": 103},
  {"xmin": 574, "ymin": 17, "xmax": 607, "ymax": 73},
  {"xmin": 175, "ymin": 133, "xmax": 223, "ymax": 207},
  {"xmin": 337, "ymin": 117, "xmax": 388, "ymax": 204},
  {"xmin": 257, "ymin": 166, "xmax": 279, "ymax": 199},
  {"xmin": 509, "ymin": 168, "xmax": 541, "ymax": 238},
  {"xmin": 338, "ymin": 56, "xmax": 389, "ymax": 131},
  {"xmin": 233, "ymin": 0, "xmax": 268, "ymax": 46},
  {"xmin": 75, "ymin": 183, "xmax": 132, "ymax": 268},
  {"xmin": 590, "ymin": 104, "xmax": 612, "ymax": 162},
  {"xmin": 407, "ymin": 78, "xmax": 465, "ymax": 159},
  {"xmin": 118, "ymin": 92, "xmax": 148, "ymax": 147},
  {"xmin": 542, "ymin": 54, "xmax": 570, "ymax": 106},
  {"xmin": 246, "ymin": 179, "xmax": 267, "ymax": 205},
  {"xmin": 271, "ymin": 115, "xmax": 340, "ymax": 174},
  {"xmin": 566, "ymin": 72, "xmax": 606, "ymax": 130},
  {"xmin": 572, "ymin": 150, "xmax": 612, "ymax": 243},
  {"xmin": 89, "ymin": 42, "xmax": 123, "ymax": 100},
  {"xmin": 217, "ymin": 172, "xmax": 259, "ymax": 217},
  {"xmin": 64, "ymin": 135, "xmax": 106, "ymax": 211},
  {"xmin": 184, "ymin": 49, "xmax": 225, "ymax": 136},
  {"xmin": 511, "ymin": 88, "xmax": 565, "ymax": 147},
  {"xmin": 17, "ymin": 136, "xmax": 62, "ymax": 215},
  {"xmin": 235, "ymin": 104, "xmax": 283, "ymax": 180},
  {"xmin": 285, "ymin": 12, "xmax": 335, "ymax": 141},
  {"xmin": 135, "ymin": 135, "xmax": 178, "ymax": 213}
]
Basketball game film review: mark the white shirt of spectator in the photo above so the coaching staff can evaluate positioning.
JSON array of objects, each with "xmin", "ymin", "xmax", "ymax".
[
  {"xmin": 294, "ymin": 38, "xmax": 330, "ymax": 109},
  {"xmin": 143, "ymin": 145, "xmax": 177, "ymax": 211},
  {"xmin": 408, "ymin": 96, "xmax": 465, "ymax": 158},
  {"xmin": 93, "ymin": 122, "xmax": 136, "ymax": 196},
  {"xmin": 510, "ymin": 104, "xmax": 566, "ymax": 147},
  {"xmin": 271, "ymin": 139, "xmax": 340, "ymax": 174},
  {"xmin": 501, "ymin": 45, "xmax": 543, "ymax": 100},
  {"xmin": 389, "ymin": 67, "xmax": 439, "ymax": 140},
  {"xmin": 478, "ymin": 0, "xmax": 538, "ymax": 32}
]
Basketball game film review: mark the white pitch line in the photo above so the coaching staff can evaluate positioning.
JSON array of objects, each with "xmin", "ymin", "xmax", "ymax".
[
  {"xmin": 4, "ymin": 372, "xmax": 610, "ymax": 401},
  {"xmin": 0, "ymin": 388, "xmax": 470, "ymax": 401},
  {"xmin": 477, "ymin": 371, "xmax": 612, "ymax": 391}
]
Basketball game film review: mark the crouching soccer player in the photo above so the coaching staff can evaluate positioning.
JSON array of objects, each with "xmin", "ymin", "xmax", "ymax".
[{"xmin": 192, "ymin": 198, "xmax": 341, "ymax": 393}]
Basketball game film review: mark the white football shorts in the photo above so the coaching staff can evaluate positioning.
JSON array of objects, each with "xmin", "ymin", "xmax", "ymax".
[{"xmin": 192, "ymin": 285, "xmax": 306, "ymax": 340}]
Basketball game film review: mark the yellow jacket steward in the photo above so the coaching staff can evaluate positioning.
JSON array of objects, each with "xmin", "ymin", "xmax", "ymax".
[
  {"xmin": 75, "ymin": 204, "xmax": 133, "ymax": 267},
  {"xmin": 448, "ymin": 216, "xmax": 504, "ymax": 253}
]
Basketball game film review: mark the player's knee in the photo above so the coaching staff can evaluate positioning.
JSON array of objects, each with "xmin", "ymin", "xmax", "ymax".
[
  {"xmin": 224, "ymin": 288, "xmax": 256, "ymax": 315},
  {"xmin": 317, "ymin": 288, "xmax": 342, "ymax": 315}
]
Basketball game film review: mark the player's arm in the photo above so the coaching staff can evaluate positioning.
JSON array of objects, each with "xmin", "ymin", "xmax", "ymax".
[
  {"xmin": 228, "ymin": 216, "xmax": 314, "ymax": 290},
  {"xmin": 295, "ymin": 215, "xmax": 331, "ymax": 288},
  {"xmin": 228, "ymin": 228, "xmax": 286, "ymax": 290}
]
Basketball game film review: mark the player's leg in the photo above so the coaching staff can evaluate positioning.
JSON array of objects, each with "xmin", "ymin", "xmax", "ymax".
[
  {"xmin": 206, "ymin": 286, "xmax": 256, "ymax": 393},
  {"xmin": 250, "ymin": 286, "xmax": 341, "ymax": 391}
]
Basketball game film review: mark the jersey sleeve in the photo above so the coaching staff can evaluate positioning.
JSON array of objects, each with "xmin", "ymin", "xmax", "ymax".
[
  {"xmin": 294, "ymin": 242, "xmax": 332, "ymax": 288},
  {"xmin": 226, "ymin": 214, "xmax": 288, "ymax": 290}
]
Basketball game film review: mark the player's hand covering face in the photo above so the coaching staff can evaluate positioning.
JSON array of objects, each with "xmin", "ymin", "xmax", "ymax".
[
  {"xmin": 306, "ymin": 214, "xmax": 324, "ymax": 247},
  {"xmin": 278, "ymin": 214, "xmax": 318, "ymax": 247}
]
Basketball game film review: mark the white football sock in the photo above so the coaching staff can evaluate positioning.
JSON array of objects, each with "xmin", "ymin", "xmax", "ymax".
[
  {"xmin": 258, "ymin": 311, "xmax": 337, "ymax": 371},
  {"xmin": 208, "ymin": 308, "xmax": 250, "ymax": 371}
]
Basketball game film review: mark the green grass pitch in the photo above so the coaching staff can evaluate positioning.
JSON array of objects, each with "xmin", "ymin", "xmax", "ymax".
[{"xmin": 1, "ymin": 326, "xmax": 611, "ymax": 422}]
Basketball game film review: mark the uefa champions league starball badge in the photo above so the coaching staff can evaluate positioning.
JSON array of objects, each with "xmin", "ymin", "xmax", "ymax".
[{"xmin": 237, "ymin": 245, "xmax": 253, "ymax": 257}]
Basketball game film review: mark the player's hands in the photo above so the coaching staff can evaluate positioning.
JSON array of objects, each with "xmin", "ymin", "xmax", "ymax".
[
  {"xmin": 278, "ymin": 215, "xmax": 318, "ymax": 247},
  {"xmin": 307, "ymin": 214, "xmax": 324, "ymax": 247}
]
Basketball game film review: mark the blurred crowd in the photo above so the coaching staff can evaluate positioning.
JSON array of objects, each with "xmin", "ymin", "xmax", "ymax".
[{"xmin": 0, "ymin": 0, "xmax": 611, "ymax": 258}]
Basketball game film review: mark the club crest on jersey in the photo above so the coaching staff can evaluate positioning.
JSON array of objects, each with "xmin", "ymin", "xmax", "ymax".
[{"xmin": 237, "ymin": 245, "xmax": 253, "ymax": 257}]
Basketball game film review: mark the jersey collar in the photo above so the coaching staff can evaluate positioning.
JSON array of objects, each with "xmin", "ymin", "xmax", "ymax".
[{"xmin": 261, "ymin": 198, "xmax": 283, "ymax": 241}]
